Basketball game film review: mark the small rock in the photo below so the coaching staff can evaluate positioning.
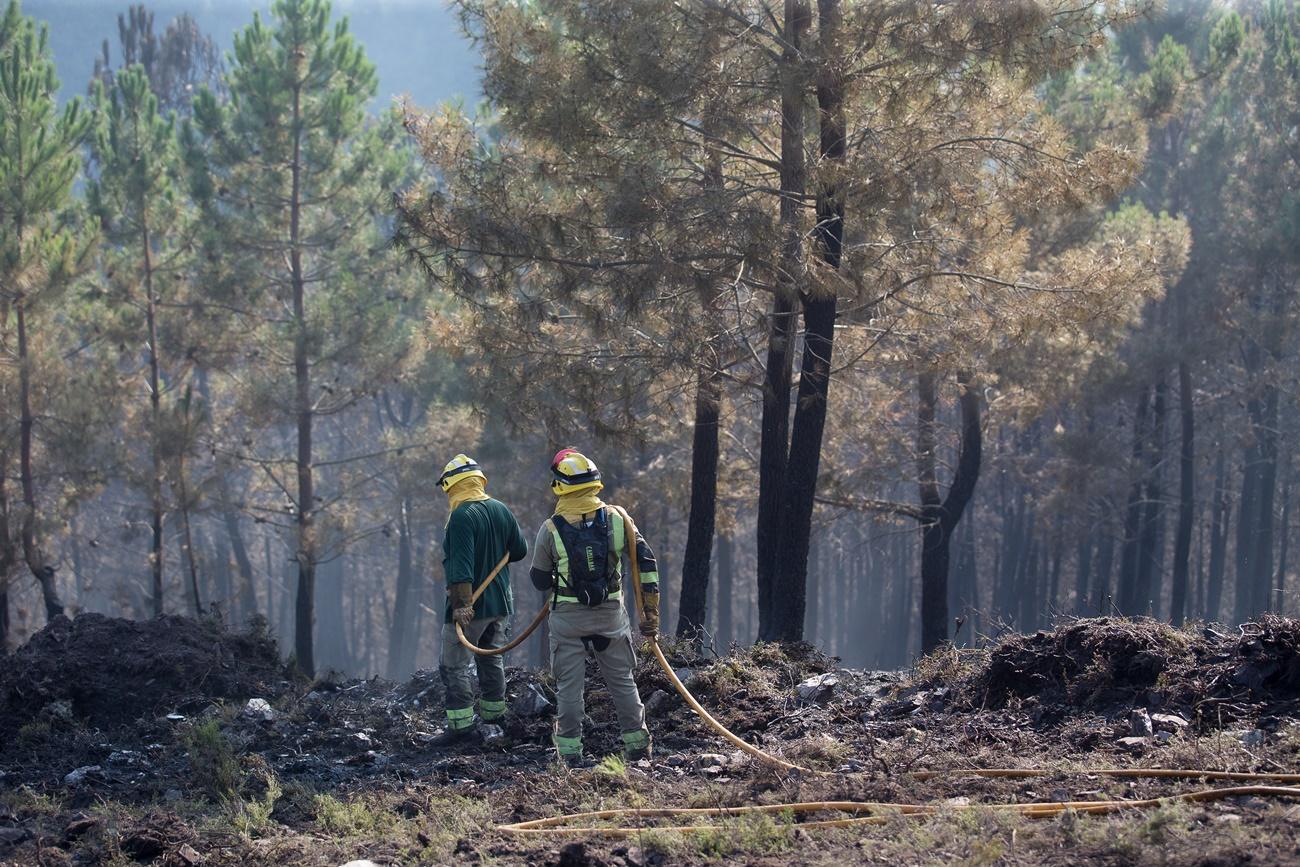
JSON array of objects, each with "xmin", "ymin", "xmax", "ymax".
[
  {"xmin": 1116, "ymin": 736, "xmax": 1149, "ymax": 751},
  {"xmin": 665, "ymin": 755, "xmax": 685, "ymax": 768},
  {"xmin": 796, "ymin": 673, "xmax": 839, "ymax": 703},
  {"xmin": 1155, "ymin": 730, "xmax": 1174, "ymax": 744},
  {"xmin": 1129, "ymin": 709, "xmax": 1154, "ymax": 738},
  {"xmin": 62, "ymin": 815, "xmax": 99, "ymax": 841},
  {"xmin": 945, "ymin": 796, "xmax": 971, "ymax": 807},
  {"xmin": 701, "ymin": 766, "xmax": 724, "ymax": 777},
  {"xmin": 510, "ymin": 683, "xmax": 553, "ymax": 717},
  {"xmin": 695, "ymin": 753, "xmax": 727, "ymax": 769},
  {"xmin": 1212, "ymin": 813, "xmax": 1242, "ymax": 824},
  {"xmin": 339, "ymin": 861, "xmax": 381, "ymax": 867},
  {"xmin": 63, "ymin": 765, "xmax": 101, "ymax": 785},
  {"xmin": 165, "ymin": 713, "xmax": 187, "ymax": 722},
  {"xmin": 1234, "ymin": 729, "xmax": 1267, "ymax": 748},
  {"xmin": 0, "ymin": 827, "xmax": 30, "ymax": 847},
  {"xmin": 480, "ymin": 724, "xmax": 506, "ymax": 745},
  {"xmin": 177, "ymin": 843, "xmax": 204, "ymax": 865},
  {"xmin": 1151, "ymin": 713, "xmax": 1189, "ymax": 731},
  {"xmin": 673, "ymin": 667, "xmax": 695, "ymax": 686},
  {"xmin": 643, "ymin": 689, "xmax": 672, "ymax": 716},
  {"xmin": 242, "ymin": 698, "xmax": 275, "ymax": 722},
  {"xmin": 41, "ymin": 700, "xmax": 74, "ymax": 725}
]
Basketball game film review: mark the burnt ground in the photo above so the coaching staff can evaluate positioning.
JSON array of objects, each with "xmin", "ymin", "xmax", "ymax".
[{"xmin": 1, "ymin": 614, "xmax": 1299, "ymax": 866}]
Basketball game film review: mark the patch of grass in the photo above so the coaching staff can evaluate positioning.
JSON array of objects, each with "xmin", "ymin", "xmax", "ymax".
[
  {"xmin": 636, "ymin": 828, "xmax": 690, "ymax": 858},
  {"xmin": 312, "ymin": 793, "xmax": 395, "ymax": 836},
  {"xmin": 232, "ymin": 764, "xmax": 282, "ymax": 837},
  {"xmin": 183, "ymin": 719, "xmax": 241, "ymax": 803},
  {"xmin": 411, "ymin": 794, "xmax": 492, "ymax": 859},
  {"xmin": 595, "ymin": 753, "xmax": 627, "ymax": 778},
  {"xmin": 693, "ymin": 810, "xmax": 795, "ymax": 858},
  {"xmin": 0, "ymin": 786, "xmax": 63, "ymax": 817},
  {"xmin": 16, "ymin": 719, "xmax": 51, "ymax": 746},
  {"xmin": 790, "ymin": 733, "xmax": 851, "ymax": 766}
]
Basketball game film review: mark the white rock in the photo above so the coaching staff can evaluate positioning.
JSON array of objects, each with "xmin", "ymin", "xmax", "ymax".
[
  {"xmin": 63, "ymin": 765, "xmax": 101, "ymax": 785},
  {"xmin": 796, "ymin": 673, "xmax": 839, "ymax": 702},
  {"xmin": 242, "ymin": 698, "xmax": 275, "ymax": 722}
]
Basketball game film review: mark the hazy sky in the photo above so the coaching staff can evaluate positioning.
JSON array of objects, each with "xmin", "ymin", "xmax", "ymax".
[{"xmin": 26, "ymin": 0, "xmax": 482, "ymax": 108}]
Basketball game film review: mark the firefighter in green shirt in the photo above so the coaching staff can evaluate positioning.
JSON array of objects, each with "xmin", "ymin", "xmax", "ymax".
[{"xmin": 434, "ymin": 454, "xmax": 528, "ymax": 745}]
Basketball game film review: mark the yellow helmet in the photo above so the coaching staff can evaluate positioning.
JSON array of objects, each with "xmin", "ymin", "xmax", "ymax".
[
  {"xmin": 438, "ymin": 453, "xmax": 486, "ymax": 492},
  {"xmin": 551, "ymin": 451, "xmax": 602, "ymax": 495}
]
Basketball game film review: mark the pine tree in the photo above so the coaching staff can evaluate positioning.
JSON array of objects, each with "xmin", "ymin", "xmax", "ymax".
[
  {"xmin": 185, "ymin": 0, "xmax": 410, "ymax": 676},
  {"xmin": 88, "ymin": 62, "xmax": 190, "ymax": 617},
  {"xmin": 0, "ymin": 0, "xmax": 94, "ymax": 622}
]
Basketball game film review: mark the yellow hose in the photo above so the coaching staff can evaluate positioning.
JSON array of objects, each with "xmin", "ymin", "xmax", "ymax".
[
  {"xmin": 607, "ymin": 504, "xmax": 809, "ymax": 773},
  {"xmin": 442, "ymin": 509, "xmax": 1300, "ymax": 839},
  {"xmin": 455, "ymin": 553, "xmax": 550, "ymax": 656},
  {"xmin": 497, "ymin": 783, "xmax": 1300, "ymax": 836}
]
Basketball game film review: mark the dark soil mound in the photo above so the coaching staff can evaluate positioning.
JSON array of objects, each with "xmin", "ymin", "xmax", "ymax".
[
  {"xmin": 0, "ymin": 613, "xmax": 288, "ymax": 737},
  {"xmin": 963, "ymin": 615, "xmax": 1300, "ymax": 724},
  {"xmin": 978, "ymin": 617, "xmax": 1189, "ymax": 709}
]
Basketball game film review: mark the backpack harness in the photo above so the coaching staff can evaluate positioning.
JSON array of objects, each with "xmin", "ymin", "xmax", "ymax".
[{"xmin": 549, "ymin": 507, "xmax": 626, "ymax": 607}]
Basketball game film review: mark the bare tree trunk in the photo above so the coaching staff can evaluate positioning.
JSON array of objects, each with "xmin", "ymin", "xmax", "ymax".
[
  {"xmin": 386, "ymin": 498, "xmax": 419, "ymax": 679},
  {"xmin": 1272, "ymin": 446, "xmax": 1291, "ymax": 614},
  {"xmin": 1207, "ymin": 446, "xmax": 1229, "ymax": 622},
  {"xmin": 677, "ymin": 364, "xmax": 721, "ymax": 638},
  {"xmin": 1136, "ymin": 379, "xmax": 1167, "ymax": 616},
  {"xmin": 1252, "ymin": 385, "xmax": 1279, "ymax": 614},
  {"xmin": 143, "ymin": 221, "xmax": 166, "ymax": 619},
  {"xmin": 1170, "ymin": 362, "xmax": 1195, "ymax": 625},
  {"xmin": 289, "ymin": 71, "xmax": 317, "ymax": 677},
  {"xmin": 0, "ymin": 455, "xmax": 17, "ymax": 649},
  {"xmin": 176, "ymin": 451, "xmax": 203, "ymax": 616},
  {"xmin": 1118, "ymin": 388, "xmax": 1150, "ymax": 614},
  {"xmin": 768, "ymin": 0, "xmax": 842, "ymax": 644},
  {"xmin": 16, "ymin": 301, "xmax": 61, "ymax": 621},
  {"xmin": 716, "ymin": 530, "xmax": 734, "ymax": 648},
  {"xmin": 1075, "ymin": 534, "xmax": 1093, "ymax": 615},
  {"xmin": 755, "ymin": 0, "xmax": 810, "ymax": 641},
  {"xmin": 918, "ymin": 371, "xmax": 982, "ymax": 653}
]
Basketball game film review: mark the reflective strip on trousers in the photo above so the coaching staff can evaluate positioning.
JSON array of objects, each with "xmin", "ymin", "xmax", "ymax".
[{"xmin": 446, "ymin": 705, "xmax": 476, "ymax": 730}]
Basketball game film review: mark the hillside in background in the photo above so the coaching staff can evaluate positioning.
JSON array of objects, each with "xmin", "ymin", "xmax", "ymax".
[{"xmin": 28, "ymin": 0, "xmax": 480, "ymax": 107}]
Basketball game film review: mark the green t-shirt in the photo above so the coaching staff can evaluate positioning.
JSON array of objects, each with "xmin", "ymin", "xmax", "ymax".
[{"xmin": 441, "ymin": 498, "xmax": 528, "ymax": 623}]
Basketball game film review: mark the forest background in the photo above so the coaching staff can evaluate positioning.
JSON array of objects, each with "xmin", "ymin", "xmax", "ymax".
[{"xmin": 1, "ymin": 0, "xmax": 1296, "ymax": 681}]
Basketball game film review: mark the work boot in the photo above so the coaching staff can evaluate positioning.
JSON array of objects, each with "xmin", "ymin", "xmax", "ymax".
[
  {"xmin": 562, "ymin": 752, "xmax": 596, "ymax": 770},
  {"xmin": 622, "ymin": 729, "xmax": 653, "ymax": 762},
  {"xmin": 430, "ymin": 714, "xmax": 480, "ymax": 748}
]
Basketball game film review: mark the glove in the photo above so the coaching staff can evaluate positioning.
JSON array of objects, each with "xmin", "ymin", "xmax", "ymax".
[
  {"xmin": 639, "ymin": 589, "xmax": 660, "ymax": 637},
  {"xmin": 450, "ymin": 581, "xmax": 475, "ymax": 627}
]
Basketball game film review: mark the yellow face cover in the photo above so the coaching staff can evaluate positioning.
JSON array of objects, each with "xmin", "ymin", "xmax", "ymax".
[
  {"xmin": 446, "ymin": 475, "xmax": 491, "ymax": 524},
  {"xmin": 553, "ymin": 481, "xmax": 605, "ymax": 518}
]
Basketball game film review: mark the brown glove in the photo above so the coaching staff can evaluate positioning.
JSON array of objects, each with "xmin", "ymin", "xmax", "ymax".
[
  {"xmin": 639, "ymin": 589, "xmax": 660, "ymax": 637},
  {"xmin": 450, "ymin": 581, "xmax": 475, "ymax": 627}
]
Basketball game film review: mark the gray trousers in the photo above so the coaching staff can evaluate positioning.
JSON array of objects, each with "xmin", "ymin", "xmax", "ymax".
[
  {"xmin": 549, "ymin": 599, "xmax": 646, "ymax": 747},
  {"xmin": 440, "ymin": 616, "xmax": 508, "ymax": 714}
]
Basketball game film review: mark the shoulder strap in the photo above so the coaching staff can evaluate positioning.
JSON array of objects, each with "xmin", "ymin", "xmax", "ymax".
[{"xmin": 609, "ymin": 508, "xmax": 626, "ymax": 557}]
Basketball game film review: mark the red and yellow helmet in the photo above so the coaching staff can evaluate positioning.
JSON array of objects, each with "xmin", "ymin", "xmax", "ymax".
[{"xmin": 550, "ymin": 450, "xmax": 602, "ymax": 495}]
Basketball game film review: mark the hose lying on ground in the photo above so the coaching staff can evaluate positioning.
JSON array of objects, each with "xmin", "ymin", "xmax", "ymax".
[
  {"xmin": 447, "ymin": 509, "xmax": 1300, "ymax": 837},
  {"xmin": 497, "ymin": 783, "xmax": 1300, "ymax": 835},
  {"xmin": 455, "ymin": 553, "xmax": 549, "ymax": 657},
  {"xmin": 608, "ymin": 504, "xmax": 809, "ymax": 773}
]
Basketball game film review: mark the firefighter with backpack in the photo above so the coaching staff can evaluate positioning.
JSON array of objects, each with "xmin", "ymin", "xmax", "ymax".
[{"xmin": 528, "ymin": 449, "xmax": 660, "ymax": 767}]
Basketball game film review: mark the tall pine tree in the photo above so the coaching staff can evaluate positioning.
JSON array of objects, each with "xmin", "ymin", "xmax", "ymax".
[
  {"xmin": 185, "ymin": 0, "xmax": 409, "ymax": 675},
  {"xmin": 0, "ymin": 0, "xmax": 94, "ymax": 623}
]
